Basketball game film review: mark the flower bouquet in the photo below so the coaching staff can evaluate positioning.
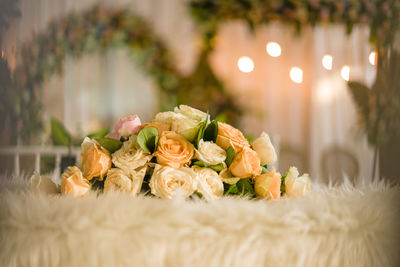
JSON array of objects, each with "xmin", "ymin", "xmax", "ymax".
[{"xmin": 32, "ymin": 105, "xmax": 310, "ymax": 200}]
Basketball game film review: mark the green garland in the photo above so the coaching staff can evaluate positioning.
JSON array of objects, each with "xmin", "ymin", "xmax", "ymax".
[
  {"xmin": 3, "ymin": 6, "xmax": 240, "ymax": 144},
  {"xmin": 190, "ymin": 0, "xmax": 400, "ymax": 49}
]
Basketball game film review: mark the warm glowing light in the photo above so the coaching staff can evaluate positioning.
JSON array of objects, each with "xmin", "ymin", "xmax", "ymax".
[
  {"xmin": 0, "ymin": 50, "xmax": 4, "ymax": 58},
  {"xmin": 266, "ymin": 42, "xmax": 281, "ymax": 57},
  {"xmin": 237, "ymin": 56, "xmax": 254, "ymax": 73},
  {"xmin": 369, "ymin": 51, "xmax": 377, "ymax": 65},
  {"xmin": 322, "ymin": 54, "xmax": 333, "ymax": 70},
  {"xmin": 290, "ymin": 67, "xmax": 303, "ymax": 83},
  {"xmin": 341, "ymin": 65, "xmax": 350, "ymax": 81}
]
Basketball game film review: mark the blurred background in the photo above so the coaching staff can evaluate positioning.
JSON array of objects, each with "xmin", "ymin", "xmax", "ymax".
[{"xmin": 0, "ymin": 0, "xmax": 399, "ymax": 184}]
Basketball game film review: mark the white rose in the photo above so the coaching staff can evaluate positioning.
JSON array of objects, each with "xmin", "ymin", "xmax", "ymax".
[
  {"xmin": 30, "ymin": 173, "xmax": 58, "ymax": 195},
  {"xmin": 284, "ymin": 166, "xmax": 311, "ymax": 197},
  {"xmin": 153, "ymin": 111, "xmax": 177, "ymax": 125},
  {"xmin": 104, "ymin": 167, "xmax": 146, "ymax": 195},
  {"xmin": 196, "ymin": 140, "xmax": 226, "ymax": 165},
  {"xmin": 251, "ymin": 132, "xmax": 277, "ymax": 165},
  {"xmin": 170, "ymin": 113, "xmax": 202, "ymax": 142},
  {"xmin": 174, "ymin": 105, "xmax": 207, "ymax": 121},
  {"xmin": 154, "ymin": 106, "xmax": 207, "ymax": 142},
  {"xmin": 192, "ymin": 166, "xmax": 224, "ymax": 200},
  {"xmin": 112, "ymin": 135, "xmax": 152, "ymax": 173},
  {"xmin": 149, "ymin": 164, "xmax": 196, "ymax": 199}
]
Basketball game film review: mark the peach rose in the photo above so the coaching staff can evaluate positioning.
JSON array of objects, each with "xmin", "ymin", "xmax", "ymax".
[
  {"xmin": 80, "ymin": 137, "xmax": 112, "ymax": 180},
  {"xmin": 154, "ymin": 131, "xmax": 194, "ymax": 168},
  {"xmin": 61, "ymin": 166, "xmax": 90, "ymax": 197},
  {"xmin": 254, "ymin": 168, "xmax": 282, "ymax": 200},
  {"xmin": 216, "ymin": 122, "xmax": 250, "ymax": 152},
  {"xmin": 141, "ymin": 122, "xmax": 170, "ymax": 136},
  {"xmin": 229, "ymin": 147, "xmax": 262, "ymax": 177}
]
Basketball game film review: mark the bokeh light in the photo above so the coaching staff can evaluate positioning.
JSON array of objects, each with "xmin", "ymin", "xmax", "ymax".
[
  {"xmin": 266, "ymin": 42, "xmax": 281, "ymax": 57},
  {"xmin": 340, "ymin": 65, "xmax": 350, "ymax": 81},
  {"xmin": 322, "ymin": 54, "xmax": 333, "ymax": 70},
  {"xmin": 290, "ymin": 67, "xmax": 303, "ymax": 83},
  {"xmin": 237, "ymin": 56, "xmax": 255, "ymax": 73}
]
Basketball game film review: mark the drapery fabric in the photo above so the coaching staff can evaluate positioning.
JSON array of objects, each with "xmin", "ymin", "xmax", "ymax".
[{"xmin": 1, "ymin": 0, "xmax": 375, "ymax": 182}]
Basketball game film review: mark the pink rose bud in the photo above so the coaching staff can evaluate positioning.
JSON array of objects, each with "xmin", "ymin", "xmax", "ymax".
[{"xmin": 106, "ymin": 115, "xmax": 142, "ymax": 140}]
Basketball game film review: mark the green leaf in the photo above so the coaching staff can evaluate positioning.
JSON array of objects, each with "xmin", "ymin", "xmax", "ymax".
[
  {"xmin": 96, "ymin": 137, "xmax": 122, "ymax": 153},
  {"xmin": 137, "ymin": 126, "xmax": 159, "ymax": 153},
  {"xmin": 196, "ymin": 114, "xmax": 210, "ymax": 148},
  {"xmin": 87, "ymin": 128, "xmax": 110, "ymax": 139},
  {"xmin": 224, "ymin": 179, "xmax": 255, "ymax": 197},
  {"xmin": 203, "ymin": 120, "xmax": 218, "ymax": 142},
  {"xmin": 281, "ymin": 172, "xmax": 288, "ymax": 194},
  {"xmin": 224, "ymin": 183, "xmax": 239, "ymax": 195},
  {"xmin": 347, "ymin": 81, "xmax": 370, "ymax": 117},
  {"xmin": 193, "ymin": 160, "xmax": 225, "ymax": 172},
  {"xmin": 261, "ymin": 165, "xmax": 269, "ymax": 174},
  {"xmin": 50, "ymin": 118, "xmax": 72, "ymax": 146},
  {"xmin": 236, "ymin": 179, "xmax": 255, "ymax": 197},
  {"xmin": 225, "ymin": 146, "xmax": 235, "ymax": 167}
]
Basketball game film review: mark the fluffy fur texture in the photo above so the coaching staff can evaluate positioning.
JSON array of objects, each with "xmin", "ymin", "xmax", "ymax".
[{"xmin": 0, "ymin": 176, "xmax": 399, "ymax": 267}]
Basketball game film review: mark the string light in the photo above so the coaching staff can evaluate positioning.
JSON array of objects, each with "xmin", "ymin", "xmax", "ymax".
[
  {"xmin": 369, "ymin": 51, "xmax": 377, "ymax": 66},
  {"xmin": 237, "ymin": 56, "xmax": 254, "ymax": 73},
  {"xmin": 266, "ymin": 42, "xmax": 281, "ymax": 57},
  {"xmin": 322, "ymin": 54, "xmax": 333, "ymax": 70},
  {"xmin": 290, "ymin": 67, "xmax": 303, "ymax": 83},
  {"xmin": 340, "ymin": 65, "xmax": 350, "ymax": 81}
]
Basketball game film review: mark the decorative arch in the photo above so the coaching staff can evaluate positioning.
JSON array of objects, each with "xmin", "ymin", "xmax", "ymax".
[{"xmin": 3, "ymin": 6, "xmax": 240, "ymax": 143}]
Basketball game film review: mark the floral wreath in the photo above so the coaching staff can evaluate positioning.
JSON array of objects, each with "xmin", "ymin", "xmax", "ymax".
[{"xmin": 3, "ymin": 6, "xmax": 240, "ymax": 144}]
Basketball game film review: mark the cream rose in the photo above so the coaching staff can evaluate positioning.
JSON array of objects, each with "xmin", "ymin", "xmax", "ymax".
[
  {"xmin": 219, "ymin": 168, "xmax": 241, "ymax": 184},
  {"xmin": 174, "ymin": 105, "xmax": 207, "ymax": 121},
  {"xmin": 195, "ymin": 139, "xmax": 226, "ymax": 165},
  {"xmin": 251, "ymin": 132, "xmax": 278, "ymax": 165},
  {"xmin": 254, "ymin": 168, "xmax": 282, "ymax": 200},
  {"xmin": 112, "ymin": 135, "xmax": 152, "ymax": 173},
  {"xmin": 154, "ymin": 131, "xmax": 194, "ymax": 169},
  {"xmin": 149, "ymin": 164, "xmax": 196, "ymax": 199},
  {"xmin": 251, "ymin": 132, "xmax": 277, "ymax": 165},
  {"xmin": 61, "ymin": 166, "xmax": 90, "ymax": 197},
  {"xmin": 30, "ymin": 173, "xmax": 58, "ymax": 195},
  {"xmin": 216, "ymin": 122, "xmax": 250, "ymax": 152},
  {"xmin": 104, "ymin": 167, "xmax": 146, "ymax": 195},
  {"xmin": 229, "ymin": 147, "xmax": 262, "ymax": 177},
  {"xmin": 285, "ymin": 166, "xmax": 311, "ymax": 198},
  {"xmin": 153, "ymin": 106, "xmax": 207, "ymax": 142},
  {"xmin": 80, "ymin": 137, "xmax": 112, "ymax": 180},
  {"xmin": 192, "ymin": 166, "xmax": 224, "ymax": 200}
]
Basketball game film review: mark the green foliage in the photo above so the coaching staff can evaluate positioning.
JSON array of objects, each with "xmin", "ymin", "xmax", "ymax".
[
  {"xmin": 281, "ymin": 172, "xmax": 288, "ymax": 194},
  {"xmin": 261, "ymin": 165, "xmax": 269, "ymax": 174},
  {"xmin": 225, "ymin": 146, "xmax": 235, "ymax": 167},
  {"xmin": 224, "ymin": 179, "xmax": 255, "ymax": 197},
  {"xmin": 196, "ymin": 114, "xmax": 209, "ymax": 148},
  {"xmin": 87, "ymin": 128, "xmax": 110, "ymax": 139},
  {"xmin": 96, "ymin": 137, "xmax": 122, "ymax": 153},
  {"xmin": 203, "ymin": 120, "xmax": 218, "ymax": 142},
  {"xmin": 348, "ymin": 52, "xmax": 400, "ymax": 146},
  {"xmin": 192, "ymin": 160, "xmax": 225, "ymax": 172},
  {"xmin": 137, "ymin": 126, "xmax": 159, "ymax": 153},
  {"xmin": 190, "ymin": 0, "xmax": 399, "ymax": 49},
  {"xmin": 50, "ymin": 118, "xmax": 72, "ymax": 147}
]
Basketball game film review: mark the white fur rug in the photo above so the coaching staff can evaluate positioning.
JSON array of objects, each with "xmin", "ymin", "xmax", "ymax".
[{"xmin": 0, "ymin": 176, "xmax": 399, "ymax": 267}]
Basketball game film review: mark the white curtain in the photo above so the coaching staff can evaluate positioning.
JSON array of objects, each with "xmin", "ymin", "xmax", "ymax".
[{"xmin": 1, "ymin": 0, "xmax": 376, "ymax": 182}]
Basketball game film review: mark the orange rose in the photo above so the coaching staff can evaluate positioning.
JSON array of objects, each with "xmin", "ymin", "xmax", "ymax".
[
  {"xmin": 254, "ymin": 168, "xmax": 282, "ymax": 200},
  {"xmin": 229, "ymin": 147, "xmax": 262, "ymax": 177},
  {"xmin": 216, "ymin": 122, "xmax": 250, "ymax": 152},
  {"xmin": 61, "ymin": 166, "xmax": 90, "ymax": 197},
  {"xmin": 80, "ymin": 137, "xmax": 112, "ymax": 180},
  {"xmin": 141, "ymin": 122, "xmax": 170, "ymax": 136},
  {"xmin": 154, "ymin": 131, "xmax": 194, "ymax": 168}
]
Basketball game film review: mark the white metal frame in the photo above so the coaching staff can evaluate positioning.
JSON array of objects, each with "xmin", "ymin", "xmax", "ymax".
[{"xmin": 0, "ymin": 146, "xmax": 81, "ymax": 179}]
